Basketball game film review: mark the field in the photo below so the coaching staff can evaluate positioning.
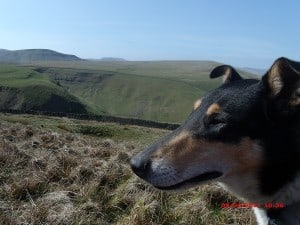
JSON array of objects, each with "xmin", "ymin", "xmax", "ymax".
[
  {"xmin": 0, "ymin": 113, "xmax": 256, "ymax": 225},
  {"xmin": 0, "ymin": 60, "xmax": 257, "ymax": 122}
]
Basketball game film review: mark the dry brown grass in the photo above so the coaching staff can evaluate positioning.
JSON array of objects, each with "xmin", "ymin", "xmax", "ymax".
[{"xmin": 0, "ymin": 114, "xmax": 256, "ymax": 225}]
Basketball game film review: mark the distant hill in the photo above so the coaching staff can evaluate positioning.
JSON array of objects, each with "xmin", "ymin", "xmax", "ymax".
[{"xmin": 0, "ymin": 49, "xmax": 82, "ymax": 63}]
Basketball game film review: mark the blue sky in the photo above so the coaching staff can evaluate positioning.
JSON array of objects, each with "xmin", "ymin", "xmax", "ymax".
[{"xmin": 1, "ymin": 0, "xmax": 300, "ymax": 68}]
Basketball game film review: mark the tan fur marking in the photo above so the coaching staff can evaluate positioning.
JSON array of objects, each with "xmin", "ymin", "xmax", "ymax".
[
  {"xmin": 221, "ymin": 138, "xmax": 263, "ymax": 177},
  {"xmin": 206, "ymin": 103, "xmax": 222, "ymax": 115},
  {"xmin": 152, "ymin": 131, "xmax": 190, "ymax": 159},
  {"xmin": 186, "ymin": 139, "xmax": 257, "ymax": 170},
  {"xmin": 167, "ymin": 131, "xmax": 190, "ymax": 148},
  {"xmin": 154, "ymin": 132, "xmax": 263, "ymax": 177},
  {"xmin": 193, "ymin": 99, "xmax": 202, "ymax": 110},
  {"xmin": 149, "ymin": 130, "xmax": 264, "ymax": 202},
  {"xmin": 268, "ymin": 63, "xmax": 283, "ymax": 96},
  {"xmin": 223, "ymin": 67, "xmax": 231, "ymax": 83}
]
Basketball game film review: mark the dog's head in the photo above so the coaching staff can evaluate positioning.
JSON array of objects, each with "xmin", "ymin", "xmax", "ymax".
[{"xmin": 130, "ymin": 57, "xmax": 300, "ymax": 201}]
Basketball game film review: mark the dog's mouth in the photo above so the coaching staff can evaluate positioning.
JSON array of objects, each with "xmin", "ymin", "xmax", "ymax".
[{"xmin": 154, "ymin": 171, "xmax": 223, "ymax": 191}]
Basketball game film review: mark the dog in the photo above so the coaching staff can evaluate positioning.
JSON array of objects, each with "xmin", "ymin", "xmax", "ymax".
[{"xmin": 130, "ymin": 57, "xmax": 300, "ymax": 225}]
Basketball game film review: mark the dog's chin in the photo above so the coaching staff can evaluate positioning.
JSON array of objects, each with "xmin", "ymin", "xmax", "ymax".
[{"xmin": 153, "ymin": 171, "xmax": 223, "ymax": 191}]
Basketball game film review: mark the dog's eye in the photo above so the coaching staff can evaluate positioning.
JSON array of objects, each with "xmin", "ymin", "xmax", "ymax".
[
  {"xmin": 196, "ymin": 118, "xmax": 227, "ymax": 140},
  {"xmin": 209, "ymin": 118, "xmax": 223, "ymax": 125},
  {"xmin": 208, "ymin": 116, "xmax": 227, "ymax": 127},
  {"xmin": 203, "ymin": 115, "xmax": 227, "ymax": 129}
]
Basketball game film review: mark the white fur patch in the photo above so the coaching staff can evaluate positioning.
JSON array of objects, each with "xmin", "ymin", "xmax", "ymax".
[{"xmin": 253, "ymin": 207, "xmax": 268, "ymax": 225}]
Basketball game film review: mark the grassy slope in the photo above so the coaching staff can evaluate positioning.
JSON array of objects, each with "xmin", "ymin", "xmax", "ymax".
[
  {"xmin": 0, "ymin": 64, "xmax": 90, "ymax": 113},
  {"xmin": 0, "ymin": 113, "xmax": 255, "ymax": 225},
  {"xmin": 31, "ymin": 60, "xmax": 257, "ymax": 122},
  {"xmin": 45, "ymin": 69, "xmax": 203, "ymax": 122}
]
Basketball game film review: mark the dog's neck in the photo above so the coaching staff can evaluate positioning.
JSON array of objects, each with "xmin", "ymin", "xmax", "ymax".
[{"xmin": 254, "ymin": 203, "xmax": 300, "ymax": 225}]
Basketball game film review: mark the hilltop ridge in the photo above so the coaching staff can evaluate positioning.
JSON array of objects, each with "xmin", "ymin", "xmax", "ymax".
[{"xmin": 0, "ymin": 49, "xmax": 82, "ymax": 63}]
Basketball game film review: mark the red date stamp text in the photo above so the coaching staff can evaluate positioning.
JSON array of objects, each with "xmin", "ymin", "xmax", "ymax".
[{"xmin": 221, "ymin": 202, "xmax": 285, "ymax": 209}]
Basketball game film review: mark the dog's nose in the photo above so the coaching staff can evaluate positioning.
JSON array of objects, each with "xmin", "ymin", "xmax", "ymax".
[{"xmin": 130, "ymin": 156, "xmax": 151, "ymax": 179}]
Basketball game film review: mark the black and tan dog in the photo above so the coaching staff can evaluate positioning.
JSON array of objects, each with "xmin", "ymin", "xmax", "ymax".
[{"xmin": 130, "ymin": 57, "xmax": 300, "ymax": 225}]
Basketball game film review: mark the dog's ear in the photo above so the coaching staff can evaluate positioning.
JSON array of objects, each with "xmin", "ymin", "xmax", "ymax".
[
  {"xmin": 210, "ymin": 65, "xmax": 242, "ymax": 83},
  {"xmin": 262, "ymin": 57, "xmax": 300, "ymax": 118}
]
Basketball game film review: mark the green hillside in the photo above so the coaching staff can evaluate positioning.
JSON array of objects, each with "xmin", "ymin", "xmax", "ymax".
[
  {"xmin": 0, "ymin": 60, "xmax": 257, "ymax": 123},
  {"xmin": 0, "ymin": 64, "xmax": 89, "ymax": 114}
]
